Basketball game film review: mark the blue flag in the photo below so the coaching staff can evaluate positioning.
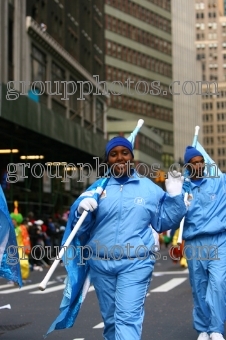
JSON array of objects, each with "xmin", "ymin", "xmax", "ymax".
[
  {"xmin": 0, "ymin": 185, "xmax": 22, "ymax": 287},
  {"xmin": 45, "ymin": 177, "xmax": 110, "ymax": 337},
  {"xmin": 196, "ymin": 141, "xmax": 222, "ymax": 177}
]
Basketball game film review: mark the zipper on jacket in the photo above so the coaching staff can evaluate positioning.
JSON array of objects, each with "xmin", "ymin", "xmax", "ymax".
[{"xmin": 115, "ymin": 185, "xmax": 123, "ymax": 246}]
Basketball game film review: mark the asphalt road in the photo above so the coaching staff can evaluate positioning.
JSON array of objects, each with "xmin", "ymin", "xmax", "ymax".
[{"xmin": 0, "ymin": 247, "xmax": 225, "ymax": 340}]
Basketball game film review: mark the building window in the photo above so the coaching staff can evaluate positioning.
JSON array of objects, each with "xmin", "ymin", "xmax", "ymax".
[
  {"xmin": 106, "ymin": 0, "xmax": 171, "ymax": 33},
  {"xmin": 141, "ymin": 0, "xmax": 171, "ymax": 12},
  {"xmin": 218, "ymin": 136, "xmax": 226, "ymax": 144},
  {"xmin": 203, "ymin": 137, "xmax": 214, "ymax": 145},
  {"xmin": 203, "ymin": 114, "xmax": 213, "ymax": 122},
  {"xmin": 83, "ymin": 92, "xmax": 92, "ymax": 127},
  {"xmin": 110, "ymin": 94, "xmax": 173, "ymax": 122},
  {"xmin": 206, "ymin": 148, "xmax": 214, "ymax": 156},
  {"xmin": 203, "ymin": 125, "xmax": 213, "ymax": 133},
  {"xmin": 96, "ymin": 99, "xmax": 104, "ymax": 132},
  {"xmin": 106, "ymin": 14, "xmax": 171, "ymax": 55},
  {"xmin": 138, "ymin": 134, "xmax": 162, "ymax": 160},
  {"xmin": 51, "ymin": 62, "xmax": 66, "ymax": 113},
  {"xmin": 218, "ymin": 148, "xmax": 226, "ymax": 156},
  {"xmin": 31, "ymin": 45, "xmax": 46, "ymax": 83},
  {"xmin": 162, "ymin": 153, "xmax": 174, "ymax": 168},
  {"xmin": 105, "ymin": 40, "xmax": 172, "ymax": 78},
  {"xmin": 218, "ymin": 159, "xmax": 226, "ymax": 168},
  {"xmin": 69, "ymin": 77, "xmax": 81, "ymax": 123},
  {"xmin": 217, "ymin": 113, "xmax": 226, "ymax": 120}
]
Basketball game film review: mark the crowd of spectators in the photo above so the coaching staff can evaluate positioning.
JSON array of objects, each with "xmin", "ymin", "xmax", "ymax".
[{"xmin": 24, "ymin": 211, "xmax": 69, "ymax": 271}]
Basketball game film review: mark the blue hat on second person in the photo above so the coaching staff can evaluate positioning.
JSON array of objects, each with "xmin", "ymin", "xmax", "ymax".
[
  {"xmin": 106, "ymin": 136, "xmax": 134, "ymax": 157},
  {"xmin": 184, "ymin": 146, "xmax": 203, "ymax": 163}
]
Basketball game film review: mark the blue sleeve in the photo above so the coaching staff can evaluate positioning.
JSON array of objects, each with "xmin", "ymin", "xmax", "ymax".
[{"xmin": 152, "ymin": 191, "xmax": 186, "ymax": 233}]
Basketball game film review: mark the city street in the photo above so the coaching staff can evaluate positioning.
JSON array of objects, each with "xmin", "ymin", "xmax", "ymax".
[
  {"xmin": 1, "ymin": 0, "xmax": 225, "ymax": 339},
  {"xmin": 1, "ymin": 247, "xmax": 221, "ymax": 340}
]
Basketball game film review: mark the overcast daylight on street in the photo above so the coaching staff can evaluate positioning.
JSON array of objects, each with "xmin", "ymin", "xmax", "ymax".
[{"xmin": 1, "ymin": 0, "xmax": 226, "ymax": 340}]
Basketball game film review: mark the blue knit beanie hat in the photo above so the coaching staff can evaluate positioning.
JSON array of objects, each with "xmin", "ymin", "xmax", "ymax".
[
  {"xmin": 184, "ymin": 146, "xmax": 203, "ymax": 163},
  {"xmin": 106, "ymin": 136, "xmax": 134, "ymax": 157}
]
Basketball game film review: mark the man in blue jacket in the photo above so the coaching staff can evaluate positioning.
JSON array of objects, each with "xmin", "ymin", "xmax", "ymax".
[{"xmin": 183, "ymin": 146, "xmax": 226, "ymax": 340}]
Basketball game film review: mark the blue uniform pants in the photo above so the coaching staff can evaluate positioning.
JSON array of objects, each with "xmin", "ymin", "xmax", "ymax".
[
  {"xmin": 185, "ymin": 232, "xmax": 226, "ymax": 335},
  {"xmin": 89, "ymin": 258, "xmax": 154, "ymax": 340}
]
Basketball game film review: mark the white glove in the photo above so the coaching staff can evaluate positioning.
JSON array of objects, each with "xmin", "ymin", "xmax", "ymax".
[
  {"xmin": 77, "ymin": 197, "xmax": 98, "ymax": 214},
  {"xmin": 165, "ymin": 170, "xmax": 184, "ymax": 197}
]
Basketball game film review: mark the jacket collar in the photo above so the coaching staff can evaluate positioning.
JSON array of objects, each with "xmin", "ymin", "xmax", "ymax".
[
  {"xmin": 190, "ymin": 176, "xmax": 207, "ymax": 188},
  {"xmin": 107, "ymin": 169, "xmax": 140, "ymax": 185}
]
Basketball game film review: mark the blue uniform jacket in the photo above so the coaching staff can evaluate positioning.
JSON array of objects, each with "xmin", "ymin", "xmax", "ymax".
[
  {"xmin": 183, "ymin": 174, "xmax": 226, "ymax": 240},
  {"xmin": 76, "ymin": 171, "xmax": 186, "ymax": 259}
]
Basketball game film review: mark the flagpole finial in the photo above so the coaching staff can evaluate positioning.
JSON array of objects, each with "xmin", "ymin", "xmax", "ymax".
[
  {"xmin": 138, "ymin": 119, "xmax": 144, "ymax": 128},
  {"xmin": 195, "ymin": 126, "xmax": 200, "ymax": 136},
  {"xmin": 127, "ymin": 119, "xmax": 144, "ymax": 148}
]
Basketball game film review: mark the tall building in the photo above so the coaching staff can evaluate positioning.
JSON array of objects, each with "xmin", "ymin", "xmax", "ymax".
[
  {"xmin": 0, "ymin": 0, "xmax": 107, "ymax": 215},
  {"xmin": 104, "ymin": 0, "xmax": 173, "ymax": 170},
  {"xmin": 172, "ymin": 0, "xmax": 202, "ymax": 163},
  {"xmin": 196, "ymin": 0, "xmax": 224, "ymax": 81},
  {"xmin": 195, "ymin": 0, "xmax": 226, "ymax": 172}
]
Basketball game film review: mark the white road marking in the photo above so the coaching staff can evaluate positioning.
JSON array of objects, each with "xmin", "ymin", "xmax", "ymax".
[
  {"xmin": 150, "ymin": 278, "xmax": 187, "ymax": 292},
  {"xmin": 0, "ymin": 281, "xmax": 55, "ymax": 294},
  {"xmin": 93, "ymin": 322, "xmax": 104, "ymax": 329},
  {"xmin": 152, "ymin": 269, "xmax": 189, "ymax": 276},
  {"xmin": 0, "ymin": 304, "xmax": 11, "ymax": 309},
  {"xmin": 0, "ymin": 283, "xmax": 16, "ymax": 289},
  {"xmin": 32, "ymin": 283, "xmax": 96, "ymax": 294},
  {"xmin": 0, "ymin": 272, "xmax": 188, "ymax": 295},
  {"xmin": 30, "ymin": 284, "xmax": 66, "ymax": 294}
]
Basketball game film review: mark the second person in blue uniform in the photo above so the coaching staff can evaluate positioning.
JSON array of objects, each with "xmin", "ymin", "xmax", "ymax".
[{"xmin": 182, "ymin": 146, "xmax": 226, "ymax": 340}]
